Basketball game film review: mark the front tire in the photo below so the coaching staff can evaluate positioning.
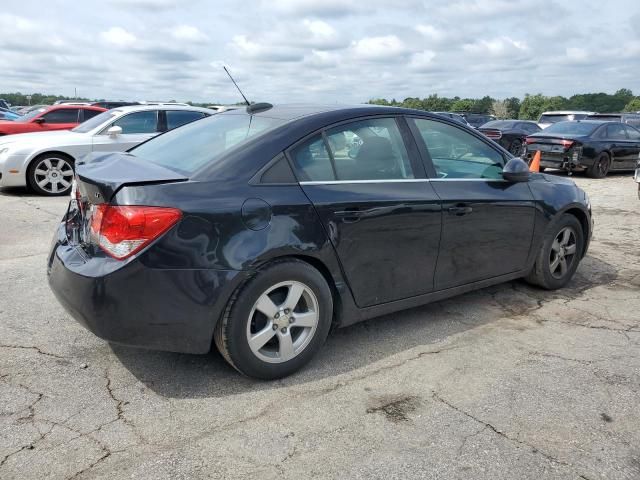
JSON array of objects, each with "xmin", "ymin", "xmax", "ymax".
[
  {"xmin": 525, "ymin": 214, "xmax": 584, "ymax": 290},
  {"xmin": 586, "ymin": 152, "xmax": 610, "ymax": 179},
  {"xmin": 27, "ymin": 154, "xmax": 74, "ymax": 196},
  {"xmin": 214, "ymin": 259, "xmax": 333, "ymax": 379}
]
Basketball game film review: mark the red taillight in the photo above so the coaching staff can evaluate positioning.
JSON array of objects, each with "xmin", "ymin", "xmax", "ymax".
[
  {"xmin": 90, "ymin": 205, "xmax": 182, "ymax": 260},
  {"xmin": 525, "ymin": 137, "xmax": 536, "ymax": 144},
  {"xmin": 560, "ymin": 139, "xmax": 574, "ymax": 149}
]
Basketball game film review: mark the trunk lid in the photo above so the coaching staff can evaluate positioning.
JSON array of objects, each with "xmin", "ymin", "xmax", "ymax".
[{"xmin": 75, "ymin": 151, "xmax": 187, "ymax": 204}]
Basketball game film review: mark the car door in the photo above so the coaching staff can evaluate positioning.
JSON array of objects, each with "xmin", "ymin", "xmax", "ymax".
[
  {"xmin": 604, "ymin": 123, "xmax": 633, "ymax": 170},
  {"xmin": 408, "ymin": 116, "xmax": 536, "ymax": 290},
  {"xmin": 40, "ymin": 108, "xmax": 81, "ymax": 131},
  {"xmin": 621, "ymin": 125, "xmax": 640, "ymax": 169},
  {"xmin": 91, "ymin": 110, "xmax": 161, "ymax": 153},
  {"xmin": 289, "ymin": 116, "xmax": 442, "ymax": 308}
]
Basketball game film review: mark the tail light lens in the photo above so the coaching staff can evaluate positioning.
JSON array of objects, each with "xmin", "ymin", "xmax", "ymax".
[
  {"xmin": 525, "ymin": 137, "xmax": 536, "ymax": 144},
  {"xmin": 90, "ymin": 205, "xmax": 182, "ymax": 260},
  {"xmin": 561, "ymin": 139, "xmax": 574, "ymax": 149}
]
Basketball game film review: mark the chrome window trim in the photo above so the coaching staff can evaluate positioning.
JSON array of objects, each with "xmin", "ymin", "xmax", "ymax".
[{"xmin": 299, "ymin": 178, "xmax": 507, "ymax": 185}]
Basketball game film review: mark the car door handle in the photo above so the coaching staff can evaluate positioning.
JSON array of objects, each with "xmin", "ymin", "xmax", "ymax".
[
  {"xmin": 448, "ymin": 206, "xmax": 473, "ymax": 216},
  {"xmin": 334, "ymin": 209, "xmax": 365, "ymax": 217}
]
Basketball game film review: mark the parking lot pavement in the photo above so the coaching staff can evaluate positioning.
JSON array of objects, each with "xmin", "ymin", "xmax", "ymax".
[{"xmin": 0, "ymin": 174, "xmax": 639, "ymax": 480}]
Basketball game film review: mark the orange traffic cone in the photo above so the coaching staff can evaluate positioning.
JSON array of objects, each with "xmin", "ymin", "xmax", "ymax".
[{"xmin": 529, "ymin": 150, "xmax": 541, "ymax": 172}]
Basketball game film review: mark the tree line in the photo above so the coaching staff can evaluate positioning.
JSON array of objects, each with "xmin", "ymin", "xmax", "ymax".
[{"xmin": 368, "ymin": 89, "xmax": 640, "ymax": 120}]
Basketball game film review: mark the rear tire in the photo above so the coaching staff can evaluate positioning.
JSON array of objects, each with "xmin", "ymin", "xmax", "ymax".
[
  {"xmin": 586, "ymin": 152, "xmax": 610, "ymax": 179},
  {"xmin": 508, "ymin": 139, "xmax": 523, "ymax": 156},
  {"xmin": 214, "ymin": 259, "xmax": 333, "ymax": 379},
  {"xmin": 525, "ymin": 214, "xmax": 584, "ymax": 290},
  {"xmin": 27, "ymin": 153, "xmax": 74, "ymax": 196}
]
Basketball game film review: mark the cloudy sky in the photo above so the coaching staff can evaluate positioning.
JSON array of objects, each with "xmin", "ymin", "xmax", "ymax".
[{"xmin": 1, "ymin": 0, "xmax": 639, "ymax": 104}]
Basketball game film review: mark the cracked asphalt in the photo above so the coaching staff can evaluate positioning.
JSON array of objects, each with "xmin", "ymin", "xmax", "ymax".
[{"xmin": 1, "ymin": 173, "xmax": 639, "ymax": 480}]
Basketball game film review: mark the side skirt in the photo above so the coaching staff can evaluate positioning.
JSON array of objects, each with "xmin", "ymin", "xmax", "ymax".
[{"xmin": 338, "ymin": 269, "xmax": 529, "ymax": 328}]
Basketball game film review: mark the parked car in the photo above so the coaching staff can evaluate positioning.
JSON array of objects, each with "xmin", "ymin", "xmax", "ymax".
[
  {"xmin": 635, "ymin": 153, "xmax": 640, "ymax": 199},
  {"xmin": 0, "ymin": 99, "xmax": 10, "ymax": 109},
  {"xmin": 525, "ymin": 120, "xmax": 640, "ymax": 177},
  {"xmin": 478, "ymin": 120, "xmax": 541, "ymax": 156},
  {"xmin": 455, "ymin": 112, "xmax": 496, "ymax": 129},
  {"xmin": 0, "ymin": 104, "xmax": 215, "ymax": 195},
  {"xmin": 432, "ymin": 112, "xmax": 473, "ymax": 127},
  {"xmin": 537, "ymin": 111, "xmax": 594, "ymax": 129},
  {"xmin": 47, "ymin": 104, "xmax": 593, "ymax": 379},
  {"xmin": 0, "ymin": 107, "xmax": 21, "ymax": 121},
  {"xmin": 585, "ymin": 113, "xmax": 640, "ymax": 129},
  {"xmin": 0, "ymin": 105, "xmax": 106, "ymax": 137}
]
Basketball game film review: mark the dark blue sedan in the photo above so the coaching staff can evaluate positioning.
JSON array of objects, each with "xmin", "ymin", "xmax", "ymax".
[{"xmin": 48, "ymin": 104, "xmax": 592, "ymax": 379}]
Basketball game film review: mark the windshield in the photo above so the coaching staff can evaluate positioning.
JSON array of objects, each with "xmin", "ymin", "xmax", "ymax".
[
  {"xmin": 539, "ymin": 114, "xmax": 589, "ymax": 123},
  {"xmin": 481, "ymin": 120, "xmax": 517, "ymax": 129},
  {"xmin": 16, "ymin": 108, "xmax": 46, "ymax": 122},
  {"xmin": 543, "ymin": 121, "xmax": 598, "ymax": 135},
  {"xmin": 72, "ymin": 110, "xmax": 119, "ymax": 133},
  {"xmin": 131, "ymin": 113, "xmax": 286, "ymax": 175}
]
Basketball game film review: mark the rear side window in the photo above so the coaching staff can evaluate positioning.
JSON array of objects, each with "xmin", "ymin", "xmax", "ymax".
[
  {"xmin": 325, "ymin": 118, "xmax": 413, "ymax": 180},
  {"xmin": 82, "ymin": 109, "xmax": 103, "ymax": 122},
  {"xmin": 111, "ymin": 111, "xmax": 158, "ymax": 134},
  {"xmin": 291, "ymin": 135, "xmax": 335, "ymax": 182},
  {"xmin": 166, "ymin": 110, "xmax": 206, "ymax": 130},
  {"xmin": 43, "ymin": 108, "xmax": 80, "ymax": 123},
  {"xmin": 412, "ymin": 118, "xmax": 504, "ymax": 179}
]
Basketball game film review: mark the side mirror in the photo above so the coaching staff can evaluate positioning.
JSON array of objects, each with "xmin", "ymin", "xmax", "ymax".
[
  {"xmin": 502, "ymin": 157, "xmax": 530, "ymax": 182},
  {"xmin": 34, "ymin": 117, "xmax": 45, "ymax": 124},
  {"xmin": 107, "ymin": 125, "xmax": 122, "ymax": 137}
]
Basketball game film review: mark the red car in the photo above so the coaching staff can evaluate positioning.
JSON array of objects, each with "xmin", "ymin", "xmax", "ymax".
[{"xmin": 0, "ymin": 105, "xmax": 107, "ymax": 136}]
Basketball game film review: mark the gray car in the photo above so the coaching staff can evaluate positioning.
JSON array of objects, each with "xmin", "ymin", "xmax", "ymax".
[{"xmin": 0, "ymin": 104, "xmax": 216, "ymax": 195}]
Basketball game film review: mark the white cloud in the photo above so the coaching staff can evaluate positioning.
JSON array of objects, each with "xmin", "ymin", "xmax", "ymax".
[
  {"xmin": 463, "ymin": 36, "xmax": 528, "ymax": 57},
  {"xmin": 415, "ymin": 24, "xmax": 445, "ymax": 42},
  {"xmin": 352, "ymin": 35, "xmax": 407, "ymax": 61},
  {"xmin": 565, "ymin": 47, "xmax": 589, "ymax": 62},
  {"xmin": 409, "ymin": 50, "xmax": 436, "ymax": 71},
  {"xmin": 170, "ymin": 25, "xmax": 208, "ymax": 43},
  {"xmin": 100, "ymin": 27, "xmax": 137, "ymax": 47}
]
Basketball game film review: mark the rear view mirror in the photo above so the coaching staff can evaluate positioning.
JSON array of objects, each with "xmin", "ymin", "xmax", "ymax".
[
  {"xmin": 502, "ymin": 157, "xmax": 530, "ymax": 182},
  {"xmin": 107, "ymin": 125, "xmax": 122, "ymax": 137}
]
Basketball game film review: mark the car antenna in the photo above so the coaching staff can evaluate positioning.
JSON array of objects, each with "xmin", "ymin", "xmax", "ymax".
[
  {"xmin": 223, "ymin": 66, "xmax": 273, "ymax": 114},
  {"xmin": 223, "ymin": 66, "xmax": 250, "ymax": 107}
]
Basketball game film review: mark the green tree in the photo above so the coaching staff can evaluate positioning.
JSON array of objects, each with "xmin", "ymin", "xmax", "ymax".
[
  {"xmin": 518, "ymin": 94, "xmax": 568, "ymax": 120},
  {"xmin": 451, "ymin": 98, "xmax": 475, "ymax": 112},
  {"xmin": 504, "ymin": 97, "xmax": 521, "ymax": 118},
  {"xmin": 624, "ymin": 97, "xmax": 640, "ymax": 112}
]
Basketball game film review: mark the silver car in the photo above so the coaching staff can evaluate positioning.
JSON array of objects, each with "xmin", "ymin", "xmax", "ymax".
[{"xmin": 0, "ymin": 104, "xmax": 216, "ymax": 195}]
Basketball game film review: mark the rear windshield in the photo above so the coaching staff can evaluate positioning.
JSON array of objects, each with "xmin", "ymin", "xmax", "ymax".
[
  {"xmin": 539, "ymin": 114, "xmax": 589, "ymax": 123},
  {"xmin": 481, "ymin": 120, "xmax": 516, "ymax": 129},
  {"xmin": 543, "ymin": 121, "xmax": 598, "ymax": 135},
  {"xmin": 131, "ymin": 112, "xmax": 286, "ymax": 175}
]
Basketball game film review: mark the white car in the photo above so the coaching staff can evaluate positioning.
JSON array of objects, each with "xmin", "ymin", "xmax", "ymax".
[
  {"xmin": 537, "ymin": 111, "xmax": 595, "ymax": 129},
  {"xmin": 0, "ymin": 104, "xmax": 216, "ymax": 195}
]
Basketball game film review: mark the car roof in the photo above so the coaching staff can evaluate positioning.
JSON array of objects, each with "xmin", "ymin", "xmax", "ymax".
[
  {"xmin": 110, "ymin": 104, "xmax": 217, "ymax": 114},
  {"xmin": 540, "ymin": 111, "xmax": 595, "ymax": 115},
  {"xmin": 219, "ymin": 103, "xmax": 435, "ymax": 122}
]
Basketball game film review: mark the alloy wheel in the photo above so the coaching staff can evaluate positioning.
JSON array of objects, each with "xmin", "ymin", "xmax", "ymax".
[
  {"xmin": 33, "ymin": 157, "xmax": 74, "ymax": 194},
  {"xmin": 246, "ymin": 281, "xmax": 319, "ymax": 363},
  {"xmin": 549, "ymin": 226, "xmax": 577, "ymax": 279},
  {"xmin": 597, "ymin": 155, "xmax": 610, "ymax": 177}
]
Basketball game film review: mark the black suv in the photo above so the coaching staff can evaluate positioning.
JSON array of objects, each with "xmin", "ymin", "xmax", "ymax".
[{"xmin": 586, "ymin": 113, "xmax": 640, "ymax": 129}]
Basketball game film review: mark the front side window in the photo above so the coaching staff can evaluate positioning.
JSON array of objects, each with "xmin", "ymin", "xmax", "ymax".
[
  {"xmin": 42, "ymin": 108, "xmax": 80, "ymax": 124},
  {"xmin": 110, "ymin": 111, "xmax": 159, "ymax": 134},
  {"xmin": 606, "ymin": 124, "xmax": 628, "ymax": 140},
  {"xmin": 82, "ymin": 109, "xmax": 103, "ymax": 122},
  {"xmin": 165, "ymin": 110, "xmax": 206, "ymax": 130},
  {"xmin": 624, "ymin": 125, "xmax": 640, "ymax": 140},
  {"xmin": 412, "ymin": 118, "xmax": 504, "ymax": 179},
  {"xmin": 73, "ymin": 111, "xmax": 118, "ymax": 133}
]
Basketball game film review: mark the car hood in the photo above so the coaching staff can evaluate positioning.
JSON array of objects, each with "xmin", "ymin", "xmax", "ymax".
[{"xmin": 0, "ymin": 130, "xmax": 88, "ymax": 149}]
